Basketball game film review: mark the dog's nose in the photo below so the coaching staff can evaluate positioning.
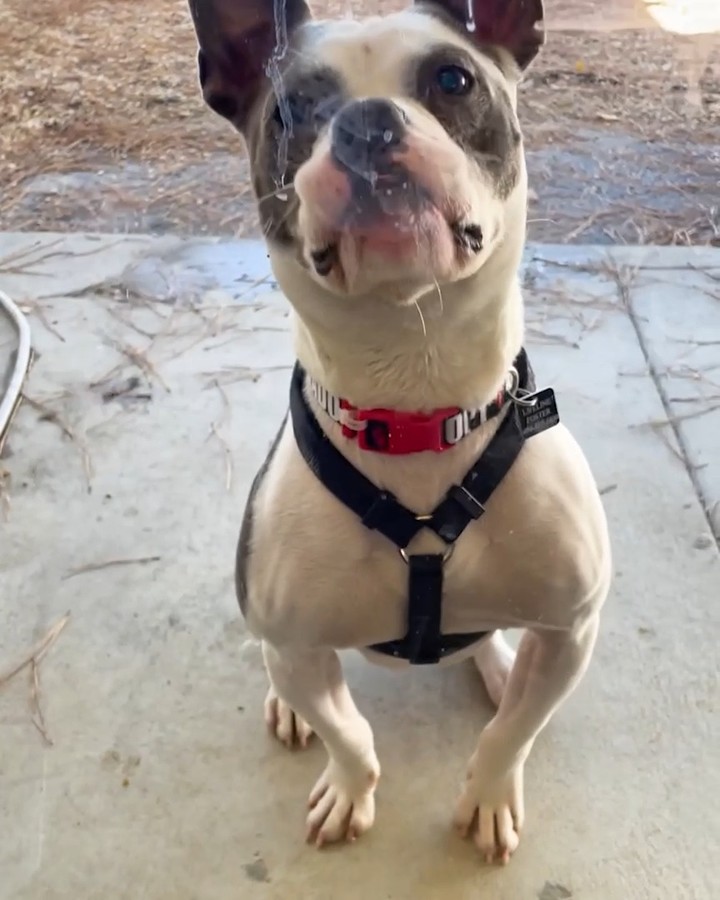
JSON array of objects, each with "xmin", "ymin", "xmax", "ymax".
[{"xmin": 331, "ymin": 99, "xmax": 407, "ymax": 176}]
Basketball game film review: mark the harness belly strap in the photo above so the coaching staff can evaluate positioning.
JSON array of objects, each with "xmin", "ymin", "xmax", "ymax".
[{"xmin": 289, "ymin": 350, "xmax": 538, "ymax": 665}]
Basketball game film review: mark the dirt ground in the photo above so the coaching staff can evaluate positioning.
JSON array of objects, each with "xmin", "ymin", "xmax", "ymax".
[{"xmin": 1, "ymin": 0, "xmax": 718, "ymax": 245}]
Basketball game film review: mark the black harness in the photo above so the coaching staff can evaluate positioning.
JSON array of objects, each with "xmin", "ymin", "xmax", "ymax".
[{"xmin": 290, "ymin": 349, "xmax": 558, "ymax": 666}]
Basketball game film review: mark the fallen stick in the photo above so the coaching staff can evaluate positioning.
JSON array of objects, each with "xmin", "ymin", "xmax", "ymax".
[
  {"xmin": 0, "ymin": 613, "xmax": 71, "ymax": 688},
  {"xmin": 22, "ymin": 393, "xmax": 94, "ymax": 490},
  {"xmin": 30, "ymin": 658, "xmax": 53, "ymax": 746},
  {"xmin": 631, "ymin": 403, "xmax": 720, "ymax": 430},
  {"xmin": 62, "ymin": 556, "xmax": 161, "ymax": 580}
]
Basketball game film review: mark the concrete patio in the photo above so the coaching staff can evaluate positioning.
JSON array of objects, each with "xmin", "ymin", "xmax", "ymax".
[{"xmin": 1, "ymin": 233, "xmax": 718, "ymax": 900}]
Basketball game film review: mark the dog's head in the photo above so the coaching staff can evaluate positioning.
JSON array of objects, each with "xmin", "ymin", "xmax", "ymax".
[{"xmin": 188, "ymin": 0, "xmax": 544, "ymax": 301}]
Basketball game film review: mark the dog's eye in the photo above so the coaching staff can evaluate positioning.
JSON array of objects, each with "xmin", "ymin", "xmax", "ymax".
[{"xmin": 435, "ymin": 65, "xmax": 474, "ymax": 96}]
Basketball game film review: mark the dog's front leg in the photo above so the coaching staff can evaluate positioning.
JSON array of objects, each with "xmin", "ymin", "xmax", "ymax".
[
  {"xmin": 263, "ymin": 641, "xmax": 380, "ymax": 847},
  {"xmin": 454, "ymin": 613, "xmax": 600, "ymax": 864}
]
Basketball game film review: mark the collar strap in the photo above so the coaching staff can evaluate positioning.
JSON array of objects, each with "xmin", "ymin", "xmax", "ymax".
[{"xmin": 306, "ymin": 348, "xmax": 533, "ymax": 455}]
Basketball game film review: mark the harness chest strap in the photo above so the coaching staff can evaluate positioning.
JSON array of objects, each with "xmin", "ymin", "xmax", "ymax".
[{"xmin": 289, "ymin": 350, "xmax": 559, "ymax": 665}]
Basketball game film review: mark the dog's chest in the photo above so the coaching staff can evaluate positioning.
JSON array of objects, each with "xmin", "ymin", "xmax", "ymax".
[{"xmin": 242, "ymin": 420, "xmax": 607, "ymax": 649}]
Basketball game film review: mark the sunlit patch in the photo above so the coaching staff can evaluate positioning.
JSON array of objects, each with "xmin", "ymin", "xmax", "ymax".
[{"xmin": 640, "ymin": 0, "xmax": 720, "ymax": 35}]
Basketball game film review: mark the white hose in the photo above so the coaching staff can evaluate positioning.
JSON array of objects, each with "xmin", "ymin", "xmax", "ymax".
[{"xmin": 0, "ymin": 287, "xmax": 33, "ymax": 442}]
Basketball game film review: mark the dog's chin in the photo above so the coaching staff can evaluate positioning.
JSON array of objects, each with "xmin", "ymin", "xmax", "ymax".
[{"xmin": 302, "ymin": 208, "xmax": 485, "ymax": 299}]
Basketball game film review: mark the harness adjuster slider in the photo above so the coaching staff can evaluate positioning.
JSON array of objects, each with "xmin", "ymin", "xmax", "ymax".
[
  {"xmin": 447, "ymin": 484, "xmax": 485, "ymax": 520},
  {"xmin": 361, "ymin": 490, "xmax": 397, "ymax": 530}
]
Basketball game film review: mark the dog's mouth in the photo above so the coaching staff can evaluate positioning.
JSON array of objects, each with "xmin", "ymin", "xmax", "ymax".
[
  {"xmin": 309, "ymin": 217, "xmax": 483, "ymax": 279},
  {"xmin": 294, "ymin": 135, "xmax": 486, "ymax": 289}
]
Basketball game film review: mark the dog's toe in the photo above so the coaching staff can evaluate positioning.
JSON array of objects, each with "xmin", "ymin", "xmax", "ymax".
[
  {"xmin": 264, "ymin": 688, "xmax": 314, "ymax": 749},
  {"xmin": 453, "ymin": 753, "xmax": 525, "ymax": 864},
  {"xmin": 306, "ymin": 759, "xmax": 378, "ymax": 847}
]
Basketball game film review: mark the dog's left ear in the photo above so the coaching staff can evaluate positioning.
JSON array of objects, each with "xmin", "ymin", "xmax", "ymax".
[
  {"xmin": 188, "ymin": 0, "xmax": 311, "ymax": 130},
  {"xmin": 420, "ymin": 0, "xmax": 545, "ymax": 71}
]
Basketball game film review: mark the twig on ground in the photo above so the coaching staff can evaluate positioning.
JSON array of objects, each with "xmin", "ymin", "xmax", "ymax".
[
  {"xmin": 599, "ymin": 483, "xmax": 618, "ymax": 496},
  {"xmin": 601, "ymin": 258, "xmax": 640, "ymax": 309},
  {"xmin": 526, "ymin": 325, "xmax": 580, "ymax": 348},
  {"xmin": 30, "ymin": 659, "xmax": 52, "ymax": 746},
  {"xmin": 0, "ymin": 238, "xmax": 65, "ymax": 273},
  {"xmin": 22, "ymin": 393, "xmax": 94, "ymax": 490},
  {"xmin": 0, "ymin": 468, "xmax": 10, "ymax": 520},
  {"xmin": 105, "ymin": 305, "xmax": 158, "ymax": 340},
  {"xmin": 0, "ymin": 612, "xmax": 71, "ymax": 748},
  {"xmin": 63, "ymin": 556, "xmax": 162, "ymax": 580},
  {"xmin": 205, "ymin": 379, "xmax": 233, "ymax": 491},
  {"xmin": 563, "ymin": 209, "xmax": 614, "ymax": 242},
  {"xmin": 673, "ymin": 338, "xmax": 720, "ymax": 347},
  {"xmin": 208, "ymin": 422, "xmax": 234, "ymax": 492},
  {"xmin": 0, "ymin": 613, "xmax": 71, "ymax": 689},
  {"xmin": 632, "ymin": 404, "xmax": 720, "ymax": 430},
  {"xmin": 202, "ymin": 364, "xmax": 292, "ymax": 386},
  {"xmin": 689, "ymin": 266, "xmax": 720, "ymax": 283},
  {"xmin": 0, "ymin": 239, "xmax": 129, "ymax": 276},
  {"xmin": 203, "ymin": 327, "xmax": 287, "ymax": 352},
  {"xmin": 650, "ymin": 425, "xmax": 687, "ymax": 468},
  {"xmin": 18, "ymin": 298, "xmax": 66, "ymax": 343},
  {"xmin": 114, "ymin": 342, "xmax": 171, "ymax": 393},
  {"xmin": 528, "ymin": 257, "xmax": 600, "ymax": 273},
  {"xmin": 668, "ymin": 393, "xmax": 720, "ymax": 404},
  {"xmin": 212, "ymin": 379, "xmax": 231, "ymax": 427}
]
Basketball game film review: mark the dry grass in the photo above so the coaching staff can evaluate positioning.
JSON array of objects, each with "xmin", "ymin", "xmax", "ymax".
[{"xmin": 0, "ymin": 0, "xmax": 718, "ymax": 240}]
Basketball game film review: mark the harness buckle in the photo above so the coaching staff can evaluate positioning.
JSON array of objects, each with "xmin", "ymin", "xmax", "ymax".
[{"xmin": 342, "ymin": 406, "xmax": 461, "ymax": 454}]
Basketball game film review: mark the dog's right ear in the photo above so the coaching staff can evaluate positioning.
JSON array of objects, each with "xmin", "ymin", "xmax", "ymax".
[
  {"xmin": 420, "ymin": 0, "xmax": 545, "ymax": 71},
  {"xmin": 188, "ymin": 0, "xmax": 312, "ymax": 131}
]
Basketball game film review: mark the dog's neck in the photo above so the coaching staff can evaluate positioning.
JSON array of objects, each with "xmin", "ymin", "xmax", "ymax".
[{"xmin": 271, "ymin": 236, "xmax": 525, "ymax": 413}]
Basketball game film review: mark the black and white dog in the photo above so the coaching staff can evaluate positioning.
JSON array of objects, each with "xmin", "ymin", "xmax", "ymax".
[{"xmin": 188, "ymin": 0, "xmax": 611, "ymax": 864}]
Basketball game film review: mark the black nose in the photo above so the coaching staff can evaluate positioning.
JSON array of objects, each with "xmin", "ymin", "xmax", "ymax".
[{"xmin": 331, "ymin": 99, "xmax": 407, "ymax": 176}]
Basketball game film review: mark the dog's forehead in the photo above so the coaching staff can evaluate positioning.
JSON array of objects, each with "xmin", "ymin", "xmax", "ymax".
[{"xmin": 299, "ymin": 11, "xmax": 498, "ymax": 95}]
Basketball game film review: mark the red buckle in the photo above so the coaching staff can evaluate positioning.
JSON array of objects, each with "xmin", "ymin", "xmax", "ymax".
[{"xmin": 341, "ymin": 404, "xmax": 461, "ymax": 454}]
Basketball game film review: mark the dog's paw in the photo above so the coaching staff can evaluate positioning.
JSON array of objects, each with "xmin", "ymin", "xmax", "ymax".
[
  {"xmin": 453, "ymin": 749, "xmax": 525, "ymax": 865},
  {"xmin": 264, "ymin": 687, "xmax": 314, "ymax": 749},
  {"xmin": 306, "ymin": 758, "xmax": 379, "ymax": 847}
]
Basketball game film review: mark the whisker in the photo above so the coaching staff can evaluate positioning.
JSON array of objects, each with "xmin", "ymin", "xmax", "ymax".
[
  {"xmin": 256, "ymin": 183, "xmax": 297, "ymax": 204},
  {"xmin": 414, "ymin": 299, "xmax": 428, "ymax": 337},
  {"xmin": 433, "ymin": 277, "xmax": 445, "ymax": 315}
]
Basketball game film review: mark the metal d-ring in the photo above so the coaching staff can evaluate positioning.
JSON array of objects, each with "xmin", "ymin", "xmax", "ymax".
[
  {"xmin": 399, "ymin": 543, "xmax": 454, "ymax": 565},
  {"xmin": 507, "ymin": 366, "xmax": 538, "ymax": 408}
]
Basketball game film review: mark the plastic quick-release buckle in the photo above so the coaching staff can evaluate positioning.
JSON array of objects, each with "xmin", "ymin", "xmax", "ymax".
[{"xmin": 340, "ymin": 404, "xmax": 462, "ymax": 454}]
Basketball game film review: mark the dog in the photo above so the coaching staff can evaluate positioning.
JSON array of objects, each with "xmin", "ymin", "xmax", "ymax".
[{"xmin": 188, "ymin": 0, "xmax": 612, "ymax": 864}]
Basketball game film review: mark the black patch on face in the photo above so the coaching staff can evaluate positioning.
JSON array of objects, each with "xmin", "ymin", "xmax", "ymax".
[
  {"xmin": 249, "ymin": 67, "xmax": 346, "ymax": 246},
  {"xmin": 235, "ymin": 415, "xmax": 288, "ymax": 618},
  {"xmin": 412, "ymin": 44, "xmax": 522, "ymax": 199}
]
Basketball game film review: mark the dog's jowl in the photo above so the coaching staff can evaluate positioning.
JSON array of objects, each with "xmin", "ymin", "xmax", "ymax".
[{"xmin": 188, "ymin": 0, "xmax": 611, "ymax": 864}]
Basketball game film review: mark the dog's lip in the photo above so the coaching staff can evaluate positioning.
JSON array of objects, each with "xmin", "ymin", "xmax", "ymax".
[{"xmin": 307, "ymin": 210, "xmax": 482, "ymax": 278}]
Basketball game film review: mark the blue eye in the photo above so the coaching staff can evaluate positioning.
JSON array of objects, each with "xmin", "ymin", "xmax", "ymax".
[{"xmin": 435, "ymin": 65, "xmax": 474, "ymax": 96}]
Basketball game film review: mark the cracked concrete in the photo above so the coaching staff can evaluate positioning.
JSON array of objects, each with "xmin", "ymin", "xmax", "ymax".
[{"xmin": 0, "ymin": 235, "xmax": 718, "ymax": 899}]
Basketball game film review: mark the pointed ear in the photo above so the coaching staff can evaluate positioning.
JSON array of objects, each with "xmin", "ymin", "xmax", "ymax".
[
  {"xmin": 420, "ymin": 0, "xmax": 545, "ymax": 70},
  {"xmin": 188, "ymin": 0, "xmax": 312, "ymax": 130}
]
